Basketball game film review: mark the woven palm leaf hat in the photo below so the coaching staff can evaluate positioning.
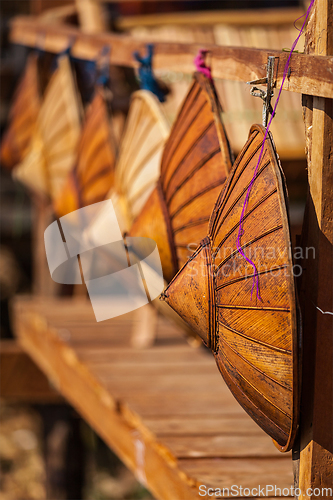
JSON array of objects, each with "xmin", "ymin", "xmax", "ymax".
[
  {"xmin": 53, "ymin": 81, "xmax": 118, "ymax": 218},
  {"xmin": 163, "ymin": 124, "xmax": 299, "ymax": 452},
  {"xmin": 13, "ymin": 52, "xmax": 82, "ymax": 201},
  {"xmin": 1, "ymin": 52, "xmax": 41, "ymax": 170},
  {"xmin": 129, "ymin": 71, "xmax": 234, "ymax": 283},
  {"xmin": 78, "ymin": 86, "xmax": 171, "ymax": 258},
  {"xmin": 108, "ymin": 88, "xmax": 170, "ymax": 234}
]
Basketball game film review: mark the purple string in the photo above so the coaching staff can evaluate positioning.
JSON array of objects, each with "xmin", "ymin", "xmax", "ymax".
[
  {"xmin": 237, "ymin": 0, "xmax": 315, "ymax": 302},
  {"xmin": 293, "ymin": 9, "xmax": 309, "ymax": 32},
  {"xmin": 194, "ymin": 49, "xmax": 212, "ymax": 80}
]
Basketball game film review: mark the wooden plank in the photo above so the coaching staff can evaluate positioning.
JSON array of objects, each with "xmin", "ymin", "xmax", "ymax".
[
  {"xmin": 13, "ymin": 300, "xmax": 200, "ymax": 500},
  {"xmin": 296, "ymin": 1, "xmax": 333, "ymax": 498},
  {"xmin": 13, "ymin": 297, "xmax": 294, "ymax": 499},
  {"xmin": 134, "ymin": 415, "xmax": 265, "ymax": 437},
  {"xmin": 9, "ymin": 16, "xmax": 333, "ymax": 98},
  {"xmin": 0, "ymin": 339, "xmax": 61, "ymax": 402},
  {"xmin": 41, "ymin": 4, "xmax": 302, "ymax": 30},
  {"xmin": 179, "ymin": 458, "xmax": 293, "ymax": 493},
  {"xmin": 75, "ymin": 346, "xmax": 211, "ymax": 365},
  {"xmin": 117, "ymin": 391, "xmax": 246, "ymax": 417},
  {"xmin": 117, "ymin": 8, "xmax": 304, "ymax": 28},
  {"xmin": 93, "ymin": 369, "xmax": 223, "ymax": 385},
  {"xmin": 162, "ymin": 434, "xmax": 290, "ymax": 458}
]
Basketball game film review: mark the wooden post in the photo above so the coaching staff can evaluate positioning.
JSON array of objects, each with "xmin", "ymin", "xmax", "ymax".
[
  {"xmin": 32, "ymin": 196, "xmax": 59, "ymax": 297},
  {"xmin": 131, "ymin": 304, "xmax": 158, "ymax": 349},
  {"xmin": 75, "ymin": 0, "xmax": 108, "ymax": 33},
  {"xmin": 296, "ymin": 1, "xmax": 333, "ymax": 498}
]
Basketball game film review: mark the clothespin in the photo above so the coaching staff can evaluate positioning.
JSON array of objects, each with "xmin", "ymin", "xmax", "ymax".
[
  {"xmin": 133, "ymin": 44, "xmax": 167, "ymax": 102},
  {"xmin": 95, "ymin": 46, "xmax": 113, "ymax": 104},
  {"xmin": 247, "ymin": 56, "xmax": 277, "ymax": 128}
]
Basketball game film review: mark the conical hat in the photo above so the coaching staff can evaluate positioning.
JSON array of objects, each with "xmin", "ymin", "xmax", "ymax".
[
  {"xmin": 79, "ymin": 89, "xmax": 169, "ymax": 256},
  {"xmin": 130, "ymin": 72, "xmax": 233, "ymax": 283},
  {"xmin": 109, "ymin": 89, "xmax": 170, "ymax": 233},
  {"xmin": 54, "ymin": 87, "xmax": 117, "ymax": 217},
  {"xmin": 163, "ymin": 124, "xmax": 298, "ymax": 451},
  {"xmin": 1, "ymin": 53, "xmax": 41, "ymax": 170},
  {"xmin": 13, "ymin": 54, "xmax": 82, "ymax": 200}
]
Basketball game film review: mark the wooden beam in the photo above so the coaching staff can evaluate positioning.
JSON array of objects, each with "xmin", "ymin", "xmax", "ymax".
[
  {"xmin": 9, "ymin": 16, "xmax": 333, "ymax": 98},
  {"xmin": 0, "ymin": 339, "xmax": 62, "ymax": 402},
  {"xmin": 296, "ymin": 0, "xmax": 333, "ymax": 498},
  {"xmin": 37, "ymin": 6, "xmax": 304, "ymax": 29},
  {"xmin": 117, "ymin": 8, "xmax": 305, "ymax": 28}
]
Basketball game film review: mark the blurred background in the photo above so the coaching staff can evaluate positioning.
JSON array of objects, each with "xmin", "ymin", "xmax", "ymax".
[{"xmin": 1, "ymin": 1, "xmax": 308, "ymax": 499}]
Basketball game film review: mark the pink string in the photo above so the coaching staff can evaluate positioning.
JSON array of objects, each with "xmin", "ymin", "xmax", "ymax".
[
  {"xmin": 237, "ymin": 0, "xmax": 315, "ymax": 302},
  {"xmin": 194, "ymin": 49, "xmax": 212, "ymax": 80}
]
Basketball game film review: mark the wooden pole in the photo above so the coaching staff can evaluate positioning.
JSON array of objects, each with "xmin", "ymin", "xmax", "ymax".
[{"xmin": 296, "ymin": 1, "xmax": 333, "ymax": 498}]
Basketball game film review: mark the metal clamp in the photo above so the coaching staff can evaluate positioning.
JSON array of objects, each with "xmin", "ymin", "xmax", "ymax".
[{"xmin": 247, "ymin": 56, "xmax": 277, "ymax": 128}]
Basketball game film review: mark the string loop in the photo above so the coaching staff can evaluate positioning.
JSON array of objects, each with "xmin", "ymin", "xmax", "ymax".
[{"xmin": 194, "ymin": 49, "xmax": 212, "ymax": 80}]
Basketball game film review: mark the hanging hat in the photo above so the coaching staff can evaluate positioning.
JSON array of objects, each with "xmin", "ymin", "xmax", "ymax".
[
  {"xmin": 108, "ymin": 89, "xmax": 170, "ymax": 233},
  {"xmin": 1, "ymin": 53, "xmax": 41, "ymax": 170},
  {"xmin": 13, "ymin": 54, "xmax": 82, "ymax": 201},
  {"xmin": 78, "ymin": 88, "xmax": 170, "ymax": 272},
  {"xmin": 163, "ymin": 124, "xmax": 299, "ymax": 451},
  {"xmin": 129, "ymin": 71, "xmax": 233, "ymax": 283},
  {"xmin": 54, "ymin": 85, "xmax": 117, "ymax": 217}
]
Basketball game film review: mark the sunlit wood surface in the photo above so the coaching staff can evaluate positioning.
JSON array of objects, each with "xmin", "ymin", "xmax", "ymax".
[{"xmin": 13, "ymin": 296, "xmax": 293, "ymax": 500}]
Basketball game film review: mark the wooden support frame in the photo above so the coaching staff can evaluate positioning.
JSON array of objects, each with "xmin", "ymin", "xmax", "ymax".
[{"xmin": 9, "ymin": 16, "xmax": 333, "ymax": 99}]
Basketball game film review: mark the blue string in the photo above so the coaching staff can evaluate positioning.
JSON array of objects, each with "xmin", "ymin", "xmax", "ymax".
[{"xmin": 133, "ymin": 44, "xmax": 166, "ymax": 102}]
